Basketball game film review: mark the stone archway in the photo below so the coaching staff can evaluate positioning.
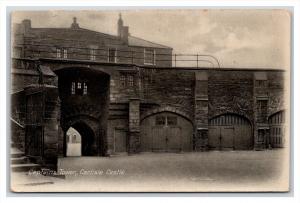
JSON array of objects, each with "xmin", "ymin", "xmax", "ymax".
[
  {"xmin": 54, "ymin": 66, "xmax": 110, "ymax": 157},
  {"xmin": 140, "ymin": 111, "xmax": 193, "ymax": 152},
  {"xmin": 65, "ymin": 121, "xmax": 95, "ymax": 156},
  {"xmin": 62, "ymin": 117, "xmax": 103, "ymax": 156},
  {"xmin": 141, "ymin": 106, "xmax": 193, "ymax": 124},
  {"xmin": 208, "ymin": 113, "xmax": 253, "ymax": 150}
]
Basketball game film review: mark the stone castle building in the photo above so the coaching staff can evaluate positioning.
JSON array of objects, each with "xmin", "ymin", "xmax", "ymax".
[{"xmin": 11, "ymin": 15, "xmax": 287, "ymax": 167}]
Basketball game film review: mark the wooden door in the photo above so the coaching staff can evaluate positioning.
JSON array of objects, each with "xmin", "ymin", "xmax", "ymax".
[
  {"xmin": 114, "ymin": 129, "xmax": 127, "ymax": 153},
  {"xmin": 25, "ymin": 126, "xmax": 43, "ymax": 157},
  {"xmin": 141, "ymin": 112, "xmax": 193, "ymax": 152},
  {"xmin": 269, "ymin": 111, "xmax": 285, "ymax": 148},
  {"xmin": 167, "ymin": 127, "xmax": 182, "ymax": 152},
  {"xmin": 208, "ymin": 127, "xmax": 221, "ymax": 149},
  {"xmin": 221, "ymin": 126, "xmax": 234, "ymax": 149},
  {"xmin": 152, "ymin": 126, "xmax": 167, "ymax": 152},
  {"xmin": 209, "ymin": 114, "xmax": 252, "ymax": 150}
]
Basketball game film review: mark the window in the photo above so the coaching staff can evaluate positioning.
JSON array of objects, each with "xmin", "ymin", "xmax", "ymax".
[
  {"xmin": 56, "ymin": 48, "xmax": 61, "ymax": 58},
  {"xmin": 155, "ymin": 116, "xmax": 178, "ymax": 126},
  {"xmin": 108, "ymin": 48, "xmax": 117, "ymax": 63},
  {"xmin": 120, "ymin": 75, "xmax": 126, "ymax": 87},
  {"xmin": 71, "ymin": 81, "xmax": 88, "ymax": 95},
  {"xmin": 83, "ymin": 82, "xmax": 87, "ymax": 95},
  {"xmin": 256, "ymin": 80, "xmax": 267, "ymax": 87},
  {"xmin": 119, "ymin": 74, "xmax": 134, "ymax": 87},
  {"xmin": 257, "ymin": 100, "xmax": 268, "ymax": 115},
  {"xmin": 128, "ymin": 75, "xmax": 134, "ymax": 86},
  {"xmin": 167, "ymin": 116, "xmax": 177, "ymax": 126},
  {"xmin": 257, "ymin": 99, "xmax": 268, "ymax": 123},
  {"xmin": 71, "ymin": 82, "xmax": 75, "ymax": 95},
  {"xmin": 63, "ymin": 49, "xmax": 68, "ymax": 59},
  {"xmin": 144, "ymin": 49, "xmax": 155, "ymax": 65},
  {"xmin": 77, "ymin": 82, "xmax": 81, "ymax": 89},
  {"xmin": 155, "ymin": 116, "xmax": 165, "ymax": 126},
  {"xmin": 90, "ymin": 49, "xmax": 96, "ymax": 61},
  {"xmin": 57, "ymin": 48, "xmax": 68, "ymax": 58}
]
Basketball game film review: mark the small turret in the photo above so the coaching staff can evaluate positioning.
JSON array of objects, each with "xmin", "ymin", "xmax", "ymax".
[{"xmin": 117, "ymin": 13, "xmax": 129, "ymax": 44}]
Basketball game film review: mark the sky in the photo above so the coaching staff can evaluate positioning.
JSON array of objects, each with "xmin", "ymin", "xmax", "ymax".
[{"xmin": 12, "ymin": 9, "xmax": 291, "ymax": 69}]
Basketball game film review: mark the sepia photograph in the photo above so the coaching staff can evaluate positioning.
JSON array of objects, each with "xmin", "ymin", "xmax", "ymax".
[{"xmin": 10, "ymin": 9, "xmax": 291, "ymax": 192}]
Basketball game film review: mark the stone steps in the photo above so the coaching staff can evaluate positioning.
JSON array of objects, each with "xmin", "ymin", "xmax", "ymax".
[
  {"xmin": 11, "ymin": 163, "xmax": 41, "ymax": 172},
  {"xmin": 11, "ymin": 156, "xmax": 29, "ymax": 164},
  {"xmin": 11, "ymin": 150, "xmax": 24, "ymax": 158},
  {"xmin": 11, "ymin": 141, "xmax": 42, "ymax": 173}
]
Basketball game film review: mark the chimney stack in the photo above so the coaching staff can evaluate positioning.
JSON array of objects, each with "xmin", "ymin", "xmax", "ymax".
[
  {"xmin": 71, "ymin": 17, "xmax": 80, "ymax": 29},
  {"xmin": 22, "ymin": 19, "xmax": 31, "ymax": 32}
]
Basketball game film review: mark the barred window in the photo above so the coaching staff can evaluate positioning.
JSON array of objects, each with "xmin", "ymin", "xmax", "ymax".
[{"xmin": 77, "ymin": 82, "xmax": 82, "ymax": 89}]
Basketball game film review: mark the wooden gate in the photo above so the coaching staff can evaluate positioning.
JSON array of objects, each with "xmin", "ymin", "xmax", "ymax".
[
  {"xmin": 152, "ymin": 126, "xmax": 181, "ymax": 152},
  {"xmin": 268, "ymin": 111, "xmax": 285, "ymax": 148},
  {"xmin": 141, "ymin": 112, "xmax": 192, "ymax": 152},
  {"xmin": 208, "ymin": 114, "xmax": 253, "ymax": 150}
]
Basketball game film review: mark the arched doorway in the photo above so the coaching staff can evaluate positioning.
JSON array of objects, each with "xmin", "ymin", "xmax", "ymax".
[
  {"xmin": 208, "ymin": 113, "xmax": 253, "ymax": 150},
  {"xmin": 55, "ymin": 67, "xmax": 110, "ymax": 157},
  {"xmin": 140, "ymin": 111, "xmax": 193, "ymax": 152},
  {"xmin": 65, "ymin": 121, "xmax": 95, "ymax": 156},
  {"xmin": 66, "ymin": 127, "xmax": 82, "ymax": 156}
]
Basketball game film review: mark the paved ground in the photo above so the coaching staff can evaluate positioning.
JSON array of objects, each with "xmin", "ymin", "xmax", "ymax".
[{"xmin": 10, "ymin": 149, "xmax": 289, "ymax": 192}]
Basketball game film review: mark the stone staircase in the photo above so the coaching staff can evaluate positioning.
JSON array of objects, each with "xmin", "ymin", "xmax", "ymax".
[{"xmin": 11, "ymin": 144, "xmax": 41, "ymax": 173}]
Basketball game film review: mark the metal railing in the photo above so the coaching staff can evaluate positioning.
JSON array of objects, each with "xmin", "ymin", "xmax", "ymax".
[{"xmin": 16, "ymin": 43, "xmax": 221, "ymax": 68}]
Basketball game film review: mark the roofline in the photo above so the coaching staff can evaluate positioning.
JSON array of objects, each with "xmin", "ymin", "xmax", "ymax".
[
  {"xmin": 27, "ymin": 27, "xmax": 172, "ymax": 49},
  {"xmin": 30, "ymin": 27, "xmax": 119, "ymax": 40},
  {"xmin": 128, "ymin": 45, "xmax": 173, "ymax": 50},
  {"xmin": 128, "ymin": 35, "xmax": 173, "ymax": 49}
]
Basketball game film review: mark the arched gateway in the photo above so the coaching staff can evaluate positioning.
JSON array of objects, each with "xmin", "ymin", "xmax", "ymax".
[
  {"xmin": 64, "ymin": 119, "xmax": 98, "ymax": 156},
  {"xmin": 208, "ymin": 113, "xmax": 253, "ymax": 150},
  {"xmin": 140, "ymin": 111, "xmax": 193, "ymax": 152},
  {"xmin": 55, "ymin": 67, "xmax": 110, "ymax": 156}
]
